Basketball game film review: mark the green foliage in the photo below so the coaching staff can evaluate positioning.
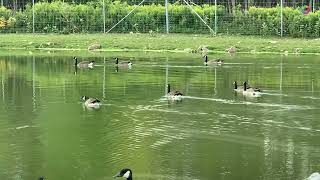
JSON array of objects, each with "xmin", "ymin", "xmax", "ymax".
[
  {"xmin": 241, "ymin": 6, "xmax": 320, "ymax": 37},
  {"xmin": 0, "ymin": 2, "xmax": 320, "ymax": 37}
]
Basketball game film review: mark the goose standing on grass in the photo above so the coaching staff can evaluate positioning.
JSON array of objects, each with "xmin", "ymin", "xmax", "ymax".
[
  {"xmin": 74, "ymin": 57, "xmax": 95, "ymax": 69},
  {"xmin": 38, "ymin": 177, "xmax": 45, "ymax": 180},
  {"xmin": 203, "ymin": 55, "xmax": 224, "ymax": 66},
  {"xmin": 115, "ymin": 57, "xmax": 132, "ymax": 69},
  {"xmin": 242, "ymin": 81, "xmax": 262, "ymax": 97},
  {"xmin": 166, "ymin": 84, "xmax": 183, "ymax": 101},
  {"xmin": 81, "ymin": 96, "xmax": 101, "ymax": 109},
  {"xmin": 114, "ymin": 168, "xmax": 133, "ymax": 180},
  {"xmin": 233, "ymin": 81, "xmax": 244, "ymax": 93}
]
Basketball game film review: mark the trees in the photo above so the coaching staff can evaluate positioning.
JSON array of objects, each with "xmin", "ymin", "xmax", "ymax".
[{"xmin": 0, "ymin": 0, "xmax": 317, "ymax": 14}]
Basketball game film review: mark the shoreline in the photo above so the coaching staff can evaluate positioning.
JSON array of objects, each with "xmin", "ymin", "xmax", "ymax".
[{"xmin": 0, "ymin": 33, "xmax": 320, "ymax": 55}]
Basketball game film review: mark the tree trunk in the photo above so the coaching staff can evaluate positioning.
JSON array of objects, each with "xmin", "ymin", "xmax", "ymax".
[
  {"xmin": 231, "ymin": 0, "xmax": 235, "ymax": 15},
  {"xmin": 13, "ymin": 0, "xmax": 16, "ymax": 11},
  {"xmin": 244, "ymin": 0, "xmax": 248, "ymax": 11}
]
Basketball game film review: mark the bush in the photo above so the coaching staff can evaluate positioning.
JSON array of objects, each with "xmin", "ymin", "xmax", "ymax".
[{"xmin": 0, "ymin": 2, "xmax": 319, "ymax": 37}]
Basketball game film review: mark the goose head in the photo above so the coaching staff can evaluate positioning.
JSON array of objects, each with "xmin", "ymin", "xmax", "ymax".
[
  {"xmin": 74, "ymin": 57, "xmax": 78, "ymax": 65},
  {"xmin": 81, "ymin": 96, "xmax": 89, "ymax": 101},
  {"xmin": 114, "ymin": 168, "xmax": 132, "ymax": 180},
  {"xmin": 233, "ymin": 81, "xmax": 237, "ymax": 89},
  {"xmin": 115, "ymin": 58, "xmax": 119, "ymax": 64}
]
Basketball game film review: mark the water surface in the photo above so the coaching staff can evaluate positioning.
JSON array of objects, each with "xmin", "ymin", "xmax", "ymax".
[{"xmin": 0, "ymin": 53, "xmax": 319, "ymax": 180}]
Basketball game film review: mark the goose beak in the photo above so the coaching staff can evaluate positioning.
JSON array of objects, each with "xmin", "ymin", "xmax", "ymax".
[{"xmin": 113, "ymin": 172, "xmax": 121, "ymax": 178}]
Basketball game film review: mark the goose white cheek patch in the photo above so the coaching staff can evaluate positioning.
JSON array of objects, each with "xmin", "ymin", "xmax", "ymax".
[{"xmin": 123, "ymin": 171, "xmax": 130, "ymax": 178}]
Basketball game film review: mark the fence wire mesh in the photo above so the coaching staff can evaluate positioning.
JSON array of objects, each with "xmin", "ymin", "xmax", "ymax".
[{"xmin": 0, "ymin": 0, "xmax": 319, "ymax": 37}]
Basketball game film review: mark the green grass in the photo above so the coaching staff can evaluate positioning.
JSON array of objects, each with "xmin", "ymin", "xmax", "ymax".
[{"xmin": 0, "ymin": 33, "xmax": 320, "ymax": 55}]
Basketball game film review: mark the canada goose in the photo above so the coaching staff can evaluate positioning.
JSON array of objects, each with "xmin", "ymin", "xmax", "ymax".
[
  {"xmin": 242, "ymin": 81, "xmax": 262, "ymax": 97},
  {"xmin": 114, "ymin": 168, "xmax": 133, "ymax": 180},
  {"xmin": 74, "ymin": 57, "xmax": 95, "ymax": 69},
  {"xmin": 38, "ymin": 177, "xmax": 45, "ymax": 180},
  {"xmin": 167, "ymin": 84, "xmax": 183, "ymax": 101},
  {"xmin": 203, "ymin": 55, "xmax": 224, "ymax": 66},
  {"xmin": 197, "ymin": 45, "xmax": 209, "ymax": 56},
  {"xmin": 307, "ymin": 172, "xmax": 320, "ymax": 180},
  {"xmin": 233, "ymin": 81, "xmax": 244, "ymax": 93},
  {"xmin": 81, "ymin": 96, "xmax": 101, "ymax": 108},
  {"xmin": 115, "ymin": 58, "xmax": 132, "ymax": 68},
  {"xmin": 226, "ymin": 46, "xmax": 237, "ymax": 54}
]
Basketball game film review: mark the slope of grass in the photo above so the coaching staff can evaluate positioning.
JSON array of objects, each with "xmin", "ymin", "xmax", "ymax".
[{"xmin": 0, "ymin": 33, "xmax": 320, "ymax": 55}]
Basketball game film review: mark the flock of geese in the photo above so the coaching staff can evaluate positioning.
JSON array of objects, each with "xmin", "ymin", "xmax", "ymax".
[
  {"xmin": 75, "ymin": 54, "xmax": 263, "ymax": 108},
  {"xmin": 74, "ymin": 56, "xmax": 133, "ymax": 108},
  {"xmin": 35, "ymin": 56, "xmax": 317, "ymax": 180}
]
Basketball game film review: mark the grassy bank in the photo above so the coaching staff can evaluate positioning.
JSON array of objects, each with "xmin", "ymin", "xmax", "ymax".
[{"xmin": 0, "ymin": 33, "xmax": 320, "ymax": 55}]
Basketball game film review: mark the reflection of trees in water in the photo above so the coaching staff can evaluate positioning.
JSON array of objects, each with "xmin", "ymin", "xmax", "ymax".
[
  {"xmin": 0, "ymin": 74, "xmax": 45, "ymax": 180},
  {"xmin": 0, "ymin": 58, "xmax": 17, "ymax": 73},
  {"xmin": 6, "ymin": 76, "xmax": 34, "ymax": 114},
  {"xmin": 0, "ymin": 56, "xmax": 51, "ymax": 179}
]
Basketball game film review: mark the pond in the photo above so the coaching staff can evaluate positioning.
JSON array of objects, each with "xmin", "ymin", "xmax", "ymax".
[{"xmin": 0, "ymin": 52, "xmax": 319, "ymax": 180}]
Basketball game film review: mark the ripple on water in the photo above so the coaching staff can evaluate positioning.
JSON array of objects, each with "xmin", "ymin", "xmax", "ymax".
[
  {"xmin": 302, "ymin": 96, "xmax": 320, "ymax": 100},
  {"xmin": 1, "ymin": 55, "xmax": 320, "ymax": 180},
  {"xmin": 182, "ymin": 96, "xmax": 314, "ymax": 111}
]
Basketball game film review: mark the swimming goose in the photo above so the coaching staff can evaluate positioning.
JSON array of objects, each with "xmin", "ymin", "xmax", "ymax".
[
  {"xmin": 115, "ymin": 58, "xmax": 132, "ymax": 68},
  {"xmin": 81, "ymin": 96, "xmax": 101, "ymax": 108},
  {"xmin": 166, "ymin": 84, "xmax": 183, "ymax": 101},
  {"xmin": 242, "ymin": 81, "xmax": 262, "ymax": 97},
  {"xmin": 74, "ymin": 57, "xmax": 95, "ymax": 69},
  {"xmin": 203, "ymin": 55, "xmax": 224, "ymax": 65},
  {"xmin": 307, "ymin": 172, "xmax": 320, "ymax": 180},
  {"xmin": 114, "ymin": 168, "xmax": 133, "ymax": 180},
  {"xmin": 233, "ymin": 81, "xmax": 244, "ymax": 93}
]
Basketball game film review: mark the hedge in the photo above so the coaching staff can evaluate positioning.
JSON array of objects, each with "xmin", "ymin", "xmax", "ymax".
[{"xmin": 0, "ymin": 1, "xmax": 320, "ymax": 37}]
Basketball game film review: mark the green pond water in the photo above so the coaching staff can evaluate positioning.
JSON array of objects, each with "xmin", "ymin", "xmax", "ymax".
[{"xmin": 0, "ymin": 53, "xmax": 319, "ymax": 180}]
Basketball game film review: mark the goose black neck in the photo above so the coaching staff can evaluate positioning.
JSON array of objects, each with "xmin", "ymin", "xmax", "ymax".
[
  {"xmin": 167, "ymin": 84, "xmax": 170, "ymax": 93},
  {"xmin": 234, "ymin": 81, "xmax": 237, "ymax": 89},
  {"xmin": 74, "ymin": 57, "xmax": 78, "ymax": 65},
  {"xmin": 115, "ymin": 58, "xmax": 119, "ymax": 64},
  {"xmin": 204, "ymin": 55, "xmax": 208, "ymax": 63},
  {"xmin": 243, "ymin": 82, "xmax": 247, "ymax": 91}
]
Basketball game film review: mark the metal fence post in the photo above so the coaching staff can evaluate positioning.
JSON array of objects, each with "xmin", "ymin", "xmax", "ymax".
[
  {"xmin": 214, "ymin": 0, "xmax": 217, "ymax": 35},
  {"xmin": 280, "ymin": 0, "xmax": 283, "ymax": 37},
  {"xmin": 32, "ymin": 0, "xmax": 35, "ymax": 33},
  {"xmin": 165, "ymin": 0, "xmax": 169, "ymax": 34},
  {"xmin": 312, "ymin": 0, "xmax": 315, "ymax": 12},
  {"xmin": 103, "ymin": 0, "xmax": 106, "ymax": 33}
]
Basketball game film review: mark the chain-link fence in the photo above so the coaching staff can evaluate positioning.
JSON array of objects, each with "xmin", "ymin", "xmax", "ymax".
[{"xmin": 0, "ymin": 0, "xmax": 319, "ymax": 37}]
